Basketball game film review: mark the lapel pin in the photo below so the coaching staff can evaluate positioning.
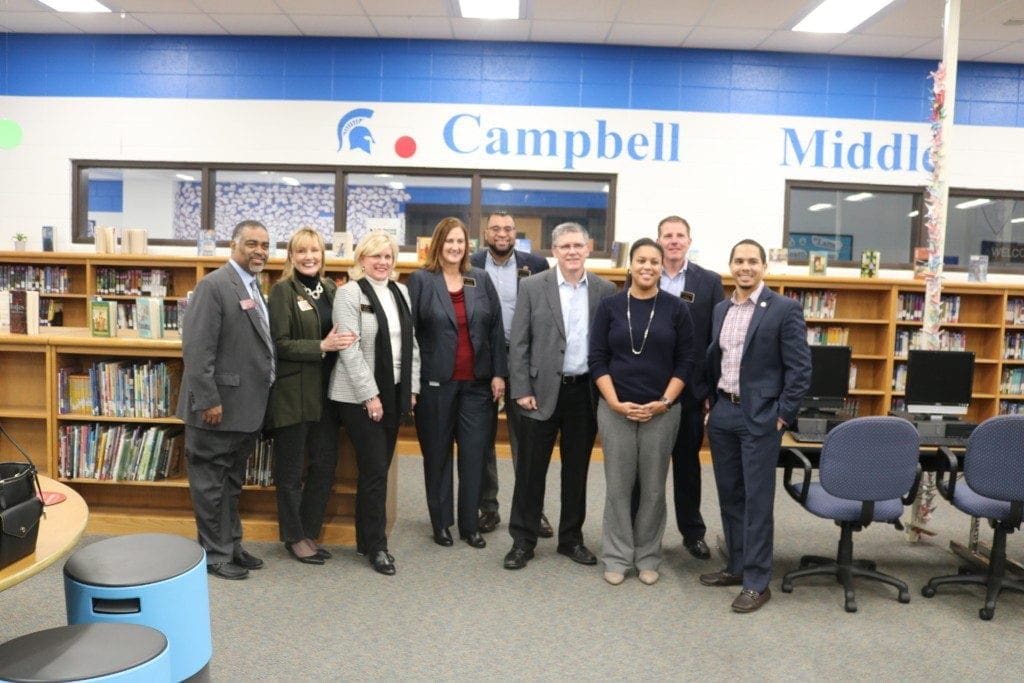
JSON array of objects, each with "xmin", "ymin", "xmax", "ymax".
[{"xmin": 760, "ymin": 301, "xmax": 767, "ymax": 307}]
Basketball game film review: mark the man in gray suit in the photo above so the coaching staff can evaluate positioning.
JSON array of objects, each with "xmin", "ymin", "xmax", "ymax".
[
  {"xmin": 503, "ymin": 222, "xmax": 616, "ymax": 570},
  {"xmin": 177, "ymin": 220, "xmax": 276, "ymax": 580}
]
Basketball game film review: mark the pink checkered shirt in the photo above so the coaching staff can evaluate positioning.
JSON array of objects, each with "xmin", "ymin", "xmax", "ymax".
[{"xmin": 717, "ymin": 283, "xmax": 765, "ymax": 395}]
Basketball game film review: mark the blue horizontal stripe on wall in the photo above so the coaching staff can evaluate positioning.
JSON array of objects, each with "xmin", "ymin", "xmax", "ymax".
[
  {"xmin": 2, "ymin": 33, "xmax": 1024, "ymax": 128},
  {"xmin": 88, "ymin": 179, "xmax": 123, "ymax": 212}
]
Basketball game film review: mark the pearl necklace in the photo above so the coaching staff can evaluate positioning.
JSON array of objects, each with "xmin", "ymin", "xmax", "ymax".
[
  {"xmin": 302, "ymin": 281, "xmax": 324, "ymax": 300},
  {"xmin": 626, "ymin": 292, "xmax": 657, "ymax": 356}
]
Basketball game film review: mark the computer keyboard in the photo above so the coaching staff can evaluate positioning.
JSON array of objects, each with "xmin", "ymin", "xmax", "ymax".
[
  {"xmin": 790, "ymin": 432, "xmax": 827, "ymax": 443},
  {"xmin": 918, "ymin": 435, "xmax": 970, "ymax": 448}
]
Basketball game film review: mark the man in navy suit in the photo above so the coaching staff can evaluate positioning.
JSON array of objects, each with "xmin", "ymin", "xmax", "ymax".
[
  {"xmin": 656, "ymin": 216, "xmax": 724, "ymax": 559},
  {"xmin": 471, "ymin": 210, "xmax": 550, "ymax": 536},
  {"xmin": 701, "ymin": 239, "xmax": 811, "ymax": 612}
]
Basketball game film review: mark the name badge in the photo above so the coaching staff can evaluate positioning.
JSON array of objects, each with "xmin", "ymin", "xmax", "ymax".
[
  {"xmin": 297, "ymin": 299, "xmax": 313, "ymax": 312},
  {"xmin": 517, "ymin": 267, "xmax": 531, "ymax": 279},
  {"xmin": 463, "ymin": 276, "xmax": 477, "ymax": 287},
  {"xmin": 680, "ymin": 291, "xmax": 695, "ymax": 303},
  {"xmin": 428, "ymin": 381, "xmax": 441, "ymax": 387},
  {"xmin": 240, "ymin": 299, "xmax": 257, "ymax": 310},
  {"xmin": 360, "ymin": 303, "xmax": 375, "ymax": 313}
]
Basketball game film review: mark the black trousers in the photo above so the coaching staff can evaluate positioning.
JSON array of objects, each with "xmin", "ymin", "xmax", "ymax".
[
  {"xmin": 270, "ymin": 403, "xmax": 340, "ymax": 544},
  {"xmin": 480, "ymin": 379, "xmax": 523, "ymax": 514},
  {"xmin": 185, "ymin": 427, "xmax": 257, "ymax": 565},
  {"xmin": 338, "ymin": 385, "xmax": 400, "ymax": 554},
  {"xmin": 508, "ymin": 381, "xmax": 596, "ymax": 550},
  {"xmin": 415, "ymin": 379, "xmax": 494, "ymax": 536}
]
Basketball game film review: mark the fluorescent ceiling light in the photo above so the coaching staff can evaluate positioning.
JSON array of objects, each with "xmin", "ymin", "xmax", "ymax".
[
  {"xmin": 955, "ymin": 198, "xmax": 992, "ymax": 209},
  {"xmin": 908, "ymin": 210, "xmax": 919, "ymax": 218},
  {"xmin": 388, "ymin": 181, "xmax": 406, "ymax": 190},
  {"xmin": 602, "ymin": 184, "xmax": 610, "ymax": 193},
  {"xmin": 38, "ymin": 0, "xmax": 110, "ymax": 12},
  {"xmin": 1011, "ymin": 217, "xmax": 1024, "ymax": 224},
  {"xmin": 175, "ymin": 173, "xmax": 195, "ymax": 181},
  {"xmin": 792, "ymin": 0, "xmax": 894, "ymax": 34},
  {"xmin": 496, "ymin": 182, "xmax": 513, "ymax": 191},
  {"xmin": 845, "ymin": 192, "xmax": 873, "ymax": 202},
  {"xmin": 280, "ymin": 176, "xmax": 300, "ymax": 187},
  {"xmin": 459, "ymin": 0, "xmax": 519, "ymax": 20},
  {"xmin": 808, "ymin": 203, "xmax": 834, "ymax": 212}
]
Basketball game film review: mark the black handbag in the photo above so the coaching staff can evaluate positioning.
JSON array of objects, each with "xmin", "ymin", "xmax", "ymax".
[{"xmin": 0, "ymin": 424, "xmax": 44, "ymax": 569}]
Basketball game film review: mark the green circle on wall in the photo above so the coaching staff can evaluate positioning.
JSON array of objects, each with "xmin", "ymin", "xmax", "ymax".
[{"xmin": 0, "ymin": 119, "xmax": 24, "ymax": 149}]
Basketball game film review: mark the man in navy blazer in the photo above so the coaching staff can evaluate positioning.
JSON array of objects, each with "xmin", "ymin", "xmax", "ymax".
[
  {"xmin": 470, "ymin": 210, "xmax": 550, "ymax": 535},
  {"xmin": 701, "ymin": 239, "xmax": 811, "ymax": 612},
  {"xmin": 655, "ymin": 216, "xmax": 724, "ymax": 560}
]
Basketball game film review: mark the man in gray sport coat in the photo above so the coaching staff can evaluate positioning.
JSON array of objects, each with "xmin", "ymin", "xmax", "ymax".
[{"xmin": 177, "ymin": 220, "xmax": 276, "ymax": 580}]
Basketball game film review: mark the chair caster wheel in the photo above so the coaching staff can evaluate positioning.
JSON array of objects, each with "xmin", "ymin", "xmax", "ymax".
[
  {"xmin": 844, "ymin": 601, "xmax": 858, "ymax": 613},
  {"xmin": 898, "ymin": 591, "xmax": 911, "ymax": 604},
  {"xmin": 921, "ymin": 586, "xmax": 936, "ymax": 598},
  {"xmin": 781, "ymin": 581, "xmax": 793, "ymax": 593},
  {"xmin": 979, "ymin": 607, "xmax": 994, "ymax": 621}
]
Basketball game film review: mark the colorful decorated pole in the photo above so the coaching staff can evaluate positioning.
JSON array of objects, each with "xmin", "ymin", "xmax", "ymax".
[{"xmin": 910, "ymin": 0, "xmax": 961, "ymax": 540}]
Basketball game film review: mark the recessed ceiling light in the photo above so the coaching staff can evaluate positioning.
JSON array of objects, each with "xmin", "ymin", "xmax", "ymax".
[
  {"xmin": 459, "ymin": 0, "xmax": 520, "ymax": 20},
  {"xmin": 1010, "ymin": 217, "xmax": 1024, "ymax": 224},
  {"xmin": 845, "ymin": 192, "xmax": 873, "ymax": 202},
  {"xmin": 38, "ymin": 0, "xmax": 110, "ymax": 12},
  {"xmin": 280, "ymin": 176, "xmax": 300, "ymax": 187},
  {"xmin": 792, "ymin": 0, "xmax": 894, "ymax": 34},
  {"xmin": 175, "ymin": 173, "xmax": 195, "ymax": 182},
  {"xmin": 808, "ymin": 203, "xmax": 834, "ymax": 212},
  {"xmin": 388, "ymin": 181, "xmax": 406, "ymax": 190},
  {"xmin": 955, "ymin": 198, "xmax": 992, "ymax": 209},
  {"xmin": 496, "ymin": 182, "xmax": 513, "ymax": 191}
]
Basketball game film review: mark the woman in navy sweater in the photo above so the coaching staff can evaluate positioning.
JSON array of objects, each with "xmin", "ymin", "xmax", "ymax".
[{"xmin": 590, "ymin": 238, "xmax": 695, "ymax": 586}]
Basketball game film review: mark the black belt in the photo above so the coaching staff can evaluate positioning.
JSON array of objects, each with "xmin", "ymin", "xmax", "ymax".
[
  {"xmin": 719, "ymin": 390, "xmax": 741, "ymax": 404},
  {"xmin": 561, "ymin": 373, "xmax": 590, "ymax": 385}
]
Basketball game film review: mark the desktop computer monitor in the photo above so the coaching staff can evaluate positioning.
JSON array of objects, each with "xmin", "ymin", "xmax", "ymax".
[
  {"xmin": 801, "ymin": 345, "xmax": 851, "ymax": 413},
  {"xmin": 905, "ymin": 350, "xmax": 975, "ymax": 417}
]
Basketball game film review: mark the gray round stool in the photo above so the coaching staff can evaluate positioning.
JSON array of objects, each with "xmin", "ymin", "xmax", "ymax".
[{"xmin": 0, "ymin": 623, "xmax": 171, "ymax": 682}]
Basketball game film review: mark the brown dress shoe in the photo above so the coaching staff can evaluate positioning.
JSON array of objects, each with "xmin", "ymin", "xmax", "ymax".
[
  {"xmin": 699, "ymin": 570, "xmax": 743, "ymax": 587},
  {"xmin": 478, "ymin": 510, "xmax": 500, "ymax": 533},
  {"xmin": 538, "ymin": 513, "xmax": 554, "ymax": 538},
  {"xmin": 731, "ymin": 587, "xmax": 771, "ymax": 613}
]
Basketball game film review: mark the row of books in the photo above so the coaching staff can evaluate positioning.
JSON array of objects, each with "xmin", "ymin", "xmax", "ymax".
[
  {"xmin": 57, "ymin": 359, "xmax": 181, "ymax": 418},
  {"xmin": 58, "ymin": 423, "xmax": 183, "ymax": 481},
  {"xmin": 895, "ymin": 293, "xmax": 962, "ymax": 323},
  {"xmin": 111, "ymin": 299, "xmax": 184, "ymax": 332},
  {"xmin": 787, "ymin": 289, "xmax": 838, "ymax": 319},
  {"xmin": 0, "ymin": 265, "xmax": 71, "ymax": 293},
  {"xmin": 892, "ymin": 363, "xmax": 909, "ymax": 392},
  {"xmin": 1000, "ymin": 367, "xmax": 1024, "ymax": 395},
  {"xmin": 94, "ymin": 268, "xmax": 173, "ymax": 296},
  {"xmin": 894, "ymin": 329, "xmax": 967, "ymax": 357},
  {"xmin": 1003, "ymin": 332, "xmax": 1024, "ymax": 360},
  {"xmin": 245, "ymin": 437, "xmax": 274, "ymax": 487},
  {"xmin": 1006, "ymin": 298, "xmax": 1024, "ymax": 326},
  {"xmin": 998, "ymin": 400, "xmax": 1024, "ymax": 415},
  {"xmin": 806, "ymin": 325, "xmax": 849, "ymax": 346}
]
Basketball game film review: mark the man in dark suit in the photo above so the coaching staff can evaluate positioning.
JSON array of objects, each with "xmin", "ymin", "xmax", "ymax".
[
  {"xmin": 502, "ymin": 222, "xmax": 616, "ymax": 570},
  {"xmin": 177, "ymin": 220, "xmax": 276, "ymax": 580},
  {"xmin": 701, "ymin": 239, "xmax": 811, "ymax": 612},
  {"xmin": 656, "ymin": 216, "xmax": 724, "ymax": 559},
  {"xmin": 471, "ymin": 210, "xmax": 550, "ymax": 536}
]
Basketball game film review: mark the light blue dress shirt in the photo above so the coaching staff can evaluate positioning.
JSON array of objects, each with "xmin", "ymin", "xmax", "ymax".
[
  {"xmin": 660, "ymin": 262, "xmax": 687, "ymax": 297},
  {"xmin": 484, "ymin": 251, "xmax": 518, "ymax": 343},
  {"xmin": 557, "ymin": 268, "xmax": 589, "ymax": 376}
]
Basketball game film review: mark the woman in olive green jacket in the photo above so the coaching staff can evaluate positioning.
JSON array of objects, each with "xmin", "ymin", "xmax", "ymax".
[{"xmin": 266, "ymin": 227, "xmax": 354, "ymax": 563}]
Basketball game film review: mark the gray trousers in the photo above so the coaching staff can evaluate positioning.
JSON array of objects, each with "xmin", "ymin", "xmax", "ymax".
[
  {"xmin": 598, "ymin": 400, "xmax": 680, "ymax": 573},
  {"xmin": 480, "ymin": 383, "xmax": 522, "ymax": 514}
]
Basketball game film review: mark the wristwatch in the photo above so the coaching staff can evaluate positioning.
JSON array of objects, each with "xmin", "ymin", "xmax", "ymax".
[{"xmin": 660, "ymin": 396, "xmax": 673, "ymax": 408}]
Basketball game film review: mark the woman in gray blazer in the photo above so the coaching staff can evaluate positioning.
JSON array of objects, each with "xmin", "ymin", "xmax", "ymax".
[
  {"xmin": 266, "ymin": 227, "xmax": 355, "ymax": 564},
  {"xmin": 408, "ymin": 217, "xmax": 507, "ymax": 549},
  {"xmin": 329, "ymin": 231, "xmax": 420, "ymax": 576}
]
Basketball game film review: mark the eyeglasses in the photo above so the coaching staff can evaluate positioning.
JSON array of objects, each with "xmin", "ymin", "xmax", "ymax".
[
  {"xmin": 553, "ymin": 243, "xmax": 587, "ymax": 252},
  {"xmin": 487, "ymin": 226, "xmax": 515, "ymax": 233}
]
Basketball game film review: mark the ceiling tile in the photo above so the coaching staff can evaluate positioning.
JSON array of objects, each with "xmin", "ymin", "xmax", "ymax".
[
  {"xmin": 614, "ymin": 0, "xmax": 713, "ymax": 25},
  {"xmin": 830, "ymin": 33, "xmax": 932, "ymax": 58},
  {"xmin": 1, "ymin": 0, "xmax": 52, "ymax": 9},
  {"xmin": 56, "ymin": 14, "xmax": 155, "ymax": 34},
  {"xmin": 960, "ymin": 1, "xmax": 1024, "ymax": 41},
  {"xmin": 274, "ymin": 0, "xmax": 366, "ymax": 14},
  {"xmin": 531, "ymin": 0, "xmax": 621, "ymax": 22},
  {"xmin": 209, "ymin": 13, "xmax": 302, "ymax": 35},
  {"xmin": 977, "ymin": 41, "xmax": 1024, "ymax": 62},
  {"xmin": 901, "ymin": 38, "xmax": 943, "ymax": 60},
  {"xmin": 529, "ymin": 20, "xmax": 611, "ymax": 43},
  {"xmin": 902, "ymin": 37, "xmax": 1012, "ymax": 61},
  {"xmin": 606, "ymin": 22, "xmax": 689, "ymax": 47},
  {"xmin": 110, "ymin": 0, "xmax": 203, "ymax": 11},
  {"xmin": 0, "ymin": 12, "xmax": 81, "ymax": 32},
  {"xmin": 683, "ymin": 26, "xmax": 772, "ymax": 50},
  {"xmin": 855, "ymin": 0, "xmax": 941, "ymax": 37},
  {"xmin": 699, "ymin": 0, "xmax": 809, "ymax": 29},
  {"xmin": 363, "ymin": 0, "xmax": 450, "ymax": 17},
  {"xmin": 135, "ymin": 12, "xmax": 227, "ymax": 34},
  {"xmin": 371, "ymin": 16, "xmax": 453, "ymax": 39},
  {"xmin": 290, "ymin": 14, "xmax": 377, "ymax": 37},
  {"xmin": 758, "ymin": 30, "xmax": 847, "ymax": 54},
  {"xmin": 192, "ymin": 0, "xmax": 283, "ymax": 13},
  {"xmin": 451, "ymin": 18, "xmax": 531, "ymax": 41}
]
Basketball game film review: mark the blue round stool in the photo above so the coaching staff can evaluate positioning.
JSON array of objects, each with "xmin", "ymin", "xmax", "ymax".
[
  {"xmin": 0, "ymin": 623, "xmax": 171, "ymax": 682},
  {"xmin": 63, "ymin": 534, "xmax": 212, "ymax": 682}
]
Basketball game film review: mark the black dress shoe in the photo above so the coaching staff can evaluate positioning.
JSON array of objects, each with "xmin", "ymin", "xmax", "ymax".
[
  {"xmin": 369, "ymin": 550, "xmax": 396, "ymax": 576},
  {"xmin": 538, "ymin": 513, "xmax": 554, "ymax": 538},
  {"xmin": 557, "ymin": 543, "xmax": 597, "ymax": 565},
  {"xmin": 286, "ymin": 543, "xmax": 325, "ymax": 565},
  {"xmin": 684, "ymin": 538, "xmax": 712, "ymax": 560},
  {"xmin": 503, "ymin": 545, "xmax": 534, "ymax": 570},
  {"xmin": 433, "ymin": 527, "xmax": 454, "ymax": 546},
  {"xmin": 233, "ymin": 549, "xmax": 264, "ymax": 570},
  {"xmin": 315, "ymin": 546, "xmax": 333, "ymax": 560},
  {"xmin": 699, "ymin": 570, "xmax": 743, "ymax": 587},
  {"xmin": 460, "ymin": 532, "xmax": 486, "ymax": 548},
  {"xmin": 207, "ymin": 562, "xmax": 248, "ymax": 580},
  {"xmin": 478, "ymin": 510, "xmax": 500, "ymax": 533}
]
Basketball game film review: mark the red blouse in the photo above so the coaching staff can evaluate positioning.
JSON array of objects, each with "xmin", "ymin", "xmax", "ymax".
[{"xmin": 450, "ymin": 289, "xmax": 476, "ymax": 381}]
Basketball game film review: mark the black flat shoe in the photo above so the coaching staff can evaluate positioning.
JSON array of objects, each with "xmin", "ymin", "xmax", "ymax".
[
  {"xmin": 433, "ymin": 527, "xmax": 454, "ymax": 547},
  {"xmin": 461, "ymin": 532, "xmax": 486, "ymax": 548},
  {"xmin": 315, "ymin": 546, "xmax": 333, "ymax": 559},
  {"xmin": 370, "ymin": 550, "xmax": 396, "ymax": 576},
  {"xmin": 286, "ymin": 543, "xmax": 325, "ymax": 565}
]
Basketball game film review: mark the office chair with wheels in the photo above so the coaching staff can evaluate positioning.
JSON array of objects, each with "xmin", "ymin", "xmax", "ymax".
[
  {"xmin": 781, "ymin": 416, "xmax": 921, "ymax": 613},
  {"xmin": 920, "ymin": 414, "xmax": 1024, "ymax": 620}
]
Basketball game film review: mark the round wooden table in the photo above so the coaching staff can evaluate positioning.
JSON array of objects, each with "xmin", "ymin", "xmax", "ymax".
[{"xmin": 0, "ymin": 476, "xmax": 89, "ymax": 591}]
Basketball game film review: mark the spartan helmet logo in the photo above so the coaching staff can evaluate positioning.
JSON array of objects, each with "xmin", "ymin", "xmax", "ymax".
[{"xmin": 337, "ymin": 108, "xmax": 376, "ymax": 154}]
